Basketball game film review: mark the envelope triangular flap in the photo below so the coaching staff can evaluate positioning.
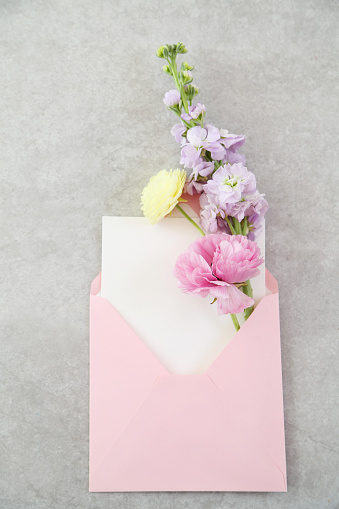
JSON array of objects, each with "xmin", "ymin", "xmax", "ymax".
[
  {"xmin": 90, "ymin": 374, "xmax": 285, "ymax": 492},
  {"xmin": 89, "ymin": 274, "xmax": 168, "ymax": 472},
  {"xmin": 206, "ymin": 284, "xmax": 286, "ymax": 487}
]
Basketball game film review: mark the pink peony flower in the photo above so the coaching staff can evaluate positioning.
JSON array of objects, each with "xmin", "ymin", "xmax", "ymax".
[{"xmin": 174, "ymin": 233, "xmax": 263, "ymax": 315}]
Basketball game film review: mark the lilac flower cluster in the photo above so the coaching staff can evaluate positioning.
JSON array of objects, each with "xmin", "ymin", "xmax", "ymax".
[
  {"xmin": 157, "ymin": 43, "xmax": 268, "ymax": 240},
  {"xmin": 170, "ymin": 117, "xmax": 268, "ymax": 239}
]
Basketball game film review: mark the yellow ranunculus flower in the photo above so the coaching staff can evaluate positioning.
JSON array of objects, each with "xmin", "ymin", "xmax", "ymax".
[{"xmin": 141, "ymin": 169, "xmax": 186, "ymax": 224}]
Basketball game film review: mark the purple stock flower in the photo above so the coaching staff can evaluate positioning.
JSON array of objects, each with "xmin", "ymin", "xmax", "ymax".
[
  {"xmin": 170, "ymin": 123, "xmax": 186, "ymax": 144},
  {"xmin": 190, "ymin": 103, "xmax": 206, "ymax": 119},
  {"xmin": 222, "ymin": 200, "xmax": 250, "ymax": 222},
  {"xmin": 181, "ymin": 113, "xmax": 191, "ymax": 122},
  {"xmin": 246, "ymin": 192, "xmax": 269, "ymax": 240},
  {"xmin": 180, "ymin": 124, "xmax": 225, "ymax": 168},
  {"xmin": 185, "ymin": 174, "xmax": 205, "ymax": 195},
  {"xmin": 222, "ymin": 192, "xmax": 268, "ymax": 228},
  {"xmin": 219, "ymin": 129, "xmax": 246, "ymax": 150},
  {"xmin": 192, "ymin": 160, "xmax": 215, "ymax": 179},
  {"xmin": 181, "ymin": 102, "xmax": 206, "ymax": 122},
  {"xmin": 200, "ymin": 190, "xmax": 268, "ymax": 239},
  {"xmin": 199, "ymin": 164, "xmax": 268, "ymax": 239},
  {"xmin": 222, "ymin": 150, "xmax": 246, "ymax": 165},
  {"xmin": 163, "ymin": 89, "xmax": 181, "ymax": 107},
  {"xmin": 185, "ymin": 161, "xmax": 214, "ymax": 196},
  {"xmin": 219, "ymin": 129, "xmax": 246, "ymax": 165},
  {"xmin": 199, "ymin": 193, "xmax": 229, "ymax": 233},
  {"xmin": 205, "ymin": 163, "xmax": 256, "ymax": 204}
]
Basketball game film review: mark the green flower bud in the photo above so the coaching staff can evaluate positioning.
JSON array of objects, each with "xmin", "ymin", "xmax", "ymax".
[
  {"xmin": 163, "ymin": 46, "xmax": 169, "ymax": 59},
  {"xmin": 168, "ymin": 105, "xmax": 181, "ymax": 114},
  {"xmin": 176, "ymin": 42, "xmax": 188, "ymax": 54},
  {"xmin": 184, "ymin": 84, "xmax": 200, "ymax": 102},
  {"xmin": 183, "ymin": 61, "xmax": 194, "ymax": 71},
  {"xmin": 163, "ymin": 64, "xmax": 172, "ymax": 75},
  {"xmin": 156, "ymin": 45, "xmax": 165, "ymax": 58},
  {"xmin": 192, "ymin": 84, "xmax": 199, "ymax": 96},
  {"xmin": 182, "ymin": 70, "xmax": 193, "ymax": 84}
]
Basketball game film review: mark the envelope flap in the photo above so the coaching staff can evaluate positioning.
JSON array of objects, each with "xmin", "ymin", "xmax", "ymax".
[
  {"xmin": 265, "ymin": 268, "xmax": 278, "ymax": 294},
  {"xmin": 90, "ymin": 375, "xmax": 286, "ymax": 492},
  {"xmin": 90, "ymin": 286, "xmax": 168, "ymax": 472},
  {"xmin": 90, "ymin": 272, "xmax": 102, "ymax": 296},
  {"xmin": 206, "ymin": 290, "xmax": 286, "ymax": 484}
]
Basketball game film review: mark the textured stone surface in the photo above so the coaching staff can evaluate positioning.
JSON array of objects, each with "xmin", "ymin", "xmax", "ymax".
[{"xmin": 1, "ymin": 0, "xmax": 338, "ymax": 507}]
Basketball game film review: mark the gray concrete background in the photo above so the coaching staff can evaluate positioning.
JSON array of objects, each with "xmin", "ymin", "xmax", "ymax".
[{"xmin": 1, "ymin": 0, "xmax": 338, "ymax": 508}]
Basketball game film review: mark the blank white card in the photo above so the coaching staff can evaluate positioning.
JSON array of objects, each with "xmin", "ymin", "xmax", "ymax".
[{"xmin": 101, "ymin": 215, "xmax": 265, "ymax": 375}]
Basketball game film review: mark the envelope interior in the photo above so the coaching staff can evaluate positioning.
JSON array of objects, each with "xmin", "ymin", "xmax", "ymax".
[{"xmin": 101, "ymin": 216, "xmax": 265, "ymax": 375}]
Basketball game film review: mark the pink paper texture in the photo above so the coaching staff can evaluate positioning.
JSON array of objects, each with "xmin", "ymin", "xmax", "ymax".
[{"xmin": 89, "ymin": 269, "xmax": 286, "ymax": 492}]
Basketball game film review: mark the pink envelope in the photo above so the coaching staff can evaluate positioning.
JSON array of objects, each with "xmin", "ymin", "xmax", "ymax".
[{"xmin": 89, "ymin": 268, "xmax": 286, "ymax": 492}]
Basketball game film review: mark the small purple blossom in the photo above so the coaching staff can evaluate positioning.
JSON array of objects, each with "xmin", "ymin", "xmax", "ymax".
[
  {"xmin": 221, "ymin": 192, "xmax": 268, "ymax": 230},
  {"xmin": 185, "ymin": 174, "xmax": 205, "ymax": 195},
  {"xmin": 218, "ymin": 130, "xmax": 246, "ymax": 164},
  {"xmin": 199, "ymin": 166, "xmax": 268, "ymax": 239},
  {"xmin": 203, "ymin": 124, "xmax": 221, "ymax": 143},
  {"xmin": 170, "ymin": 123, "xmax": 186, "ymax": 144},
  {"xmin": 190, "ymin": 103, "xmax": 206, "ymax": 119},
  {"xmin": 185, "ymin": 161, "xmax": 215, "ymax": 196},
  {"xmin": 246, "ymin": 192, "xmax": 269, "ymax": 240},
  {"xmin": 181, "ymin": 102, "xmax": 206, "ymax": 122},
  {"xmin": 192, "ymin": 160, "xmax": 215, "ymax": 179},
  {"xmin": 222, "ymin": 149, "xmax": 246, "ymax": 165},
  {"xmin": 180, "ymin": 145, "xmax": 203, "ymax": 168},
  {"xmin": 163, "ymin": 89, "xmax": 181, "ymax": 107},
  {"xmin": 219, "ymin": 129, "xmax": 246, "ymax": 150},
  {"xmin": 222, "ymin": 200, "xmax": 250, "ymax": 223},
  {"xmin": 205, "ymin": 163, "xmax": 256, "ymax": 204},
  {"xmin": 180, "ymin": 124, "xmax": 225, "ymax": 168},
  {"xmin": 199, "ymin": 193, "xmax": 229, "ymax": 233}
]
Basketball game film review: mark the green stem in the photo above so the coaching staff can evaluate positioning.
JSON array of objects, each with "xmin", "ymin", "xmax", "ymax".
[
  {"xmin": 213, "ymin": 160, "xmax": 223, "ymax": 171},
  {"xmin": 173, "ymin": 108, "xmax": 191, "ymax": 128},
  {"xmin": 233, "ymin": 218, "xmax": 242, "ymax": 234},
  {"xmin": 180, "ymin": 86, "xmax": 189, "ymax": 114},
  {"xmin": 230, "ymin": 313, "xmax": 240, "ymax": 332},
  {"xmin": 225, "ymin": 216, "xmax": 236, "ymax": 235},
  {"xmin": 171, "ymin": 58, "xmax": 189, "ymax": 114},
  {"xmin": 243, "ymin": 279, "xmax": 254, "ymax": 320},
  {"xmin": 242, "ymin": 217, "xmax": 248, "ymax": 236},
  {"xmin": 176, "ymin": 204, "xmax": 205, "ymax": 236}
]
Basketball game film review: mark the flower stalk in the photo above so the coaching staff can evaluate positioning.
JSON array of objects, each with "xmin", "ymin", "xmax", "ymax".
[
  {"xmin": 141, "ymin": 43, "xmax": 268, "ymax": 332},
  {"xmin": 242, "ymin": 280, "xmax": 254, "ymax": 320},
  {"xmin": 230, "ymin": 313, "xmax": 240, "ymax": 332},
  {"xmin": 157, "ymin": 43, "xmax": 201, "ymax": 127},
  {"xmin": 175, "ymin": 204, "xmax": 205, "ymax": 236}
]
